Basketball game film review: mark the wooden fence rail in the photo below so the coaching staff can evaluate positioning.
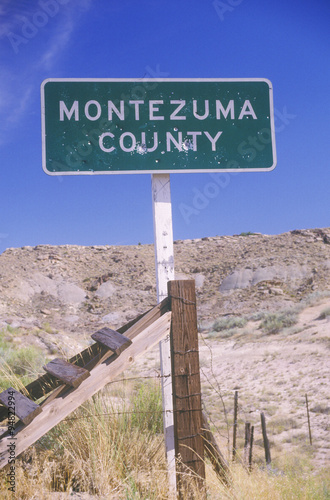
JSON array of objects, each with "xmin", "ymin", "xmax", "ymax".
[
  {"xmin": 0, "ymin": 303, "xmax": 172, "ymax": 468},
  {"xmin": 0, "ymin": 280, "xmax": 230, "ymax": 497}
]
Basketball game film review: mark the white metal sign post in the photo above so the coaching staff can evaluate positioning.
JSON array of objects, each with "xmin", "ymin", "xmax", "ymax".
[{"xmin": 151, "ymin": 173, "xmax": 176, "ymax": 493}]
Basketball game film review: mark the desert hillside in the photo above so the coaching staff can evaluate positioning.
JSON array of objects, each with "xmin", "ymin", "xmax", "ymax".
[
  {"xmin": 0, "ymin": 227, "xmax": 329, "ymax": 344},
  {"xmin": 0, "ymin": 227, "xmax": 329, "ymax": 471}
]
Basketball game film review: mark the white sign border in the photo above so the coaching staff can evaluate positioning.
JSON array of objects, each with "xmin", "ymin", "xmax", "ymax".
[{"xmin": 41, "ymin": 78, "xmax": 276, "ymax": 176}]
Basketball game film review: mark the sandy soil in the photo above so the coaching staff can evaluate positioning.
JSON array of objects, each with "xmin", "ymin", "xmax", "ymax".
[{"xmin": 131, "ymin": 297, "xmax": 330, "ymax": 470}]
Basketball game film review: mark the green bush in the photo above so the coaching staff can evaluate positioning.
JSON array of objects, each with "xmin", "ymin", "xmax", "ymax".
[
  {"xmin": 212, "ymin": 316, "xmax": 247, "ymax": 332},
  {"xmin": 247, "ymin": 311, "xmax": 268, "ymax": 321},
  {"xmin": 0, "ymin": 330, "xmax": 46, "ymax": 388},
  {"xmin": 5, "ymin": 346, "xmax": 45, "ymax": 377},
  {"xmin": 318, "ymin": 307, "xmax": 330, "ymax": 320},
  {"xmin": 260, "ymin": 310, "xmax": 298, "ymax": 334},
  {"xmin": 301, "ymin": 290, "xmax": 330, "ymax": 307}
]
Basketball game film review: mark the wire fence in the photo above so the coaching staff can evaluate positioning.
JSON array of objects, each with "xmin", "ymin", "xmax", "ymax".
[{"xmin": 54, "ymin": 361, "xmax": 319, "ymax": 472}]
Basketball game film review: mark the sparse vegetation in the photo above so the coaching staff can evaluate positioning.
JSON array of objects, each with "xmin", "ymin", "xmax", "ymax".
[
  {"xmin": 5, "ymin": 346, "xmax": 44, "ymax": 378},
  {"xmin": 238, "ymin": 231, "xmax": 258, "ymax": 236},
  {"xmin": 247, "ymin": 311, "xmax": 268, "ymax": 321},
  {"xmin": 269, "ymin": 416, "xmax": 300, "ymax": 434},
  {"xmin": 0, "ymin": 376, "xmax": 329, "ymax": 498},
  {"xmin": 212, "ymin": 316, "xmax": 247, "ymax": 332},
  {"xmin": 4, "ymin": 325, "xmax": 20, "ymax": 335},
  {"xmin": 310, "ymin": 404, "xmax": 330, "ymax": 415},
  {"xmin": 318, "ymin": 307, "xmax": 330, "ymax": 320},
  {"xmin": 0, "ymin": 328, "xmax": 46, "ymax": 388},
  {"xmin": 301, "ymin": 290, "xmax": 330, "ymax": 307},
  {"xmin": 207, "ymin": 316, "xmax": 248, "ymax": 339},
  {"xmin": 130, "ymin": 381, "xmax": 163, "ymax": 434},
  {"xmin": 42, "ymin": 322, "xmax": 53, "ymax": 334},
  {"xmin": 259, "ymin": 309, "xmax": 298, "ymax": 335}
]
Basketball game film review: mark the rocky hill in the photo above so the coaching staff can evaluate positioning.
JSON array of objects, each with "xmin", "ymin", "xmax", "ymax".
[{"xmin": 0, "ymin": 227, "xmax": 329, "ymax": 355}]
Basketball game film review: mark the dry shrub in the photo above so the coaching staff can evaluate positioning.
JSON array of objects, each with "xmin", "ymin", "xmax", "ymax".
[{"xmin": 205, "ymin": 461, "xmax": 330, "ymax": 500}]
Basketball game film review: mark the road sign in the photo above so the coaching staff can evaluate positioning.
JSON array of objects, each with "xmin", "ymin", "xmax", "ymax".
[{"xmin": 41, "ymin": 78, "xmax": 276, "ymax": 175}]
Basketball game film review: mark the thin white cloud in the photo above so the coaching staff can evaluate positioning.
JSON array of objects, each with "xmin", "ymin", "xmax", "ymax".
[
  {"xmin": 0, "ymin": 68, "xmax": 33, "ymax": 145},
  {"xmin": 0, "ymin": 0, "xmax": 93, "ymax": 147},
  {"xmin": 36, "ymin": 0, "xmax": 93, "ymax": 69},
  {"xmin": 7, "ymin": 85, "xmax": 33, "ymax": 125},
  {"xmin": 37, "ymin": 17, "xmax": 75, "ymax": 70}
]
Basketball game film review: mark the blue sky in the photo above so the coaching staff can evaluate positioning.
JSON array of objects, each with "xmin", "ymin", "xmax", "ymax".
[{"xmin": 0, "ymin": 0, "xmax": 329, "ymax": 253}]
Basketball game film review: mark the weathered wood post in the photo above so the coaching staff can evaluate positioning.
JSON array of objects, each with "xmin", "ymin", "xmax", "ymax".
[
  {"xmin": 305, "ymin": 394, "xmax": 312, "ymax": 446},
  {"xmin": 244, "ymin": 422, "xmax": 251, "ymax": 467},
  {"xmin": 248, "ymin": 425, "xmax": 254, "ymax": 472},
  {"xmin": 168, "ymin": 280, "xmax": 206, "ymax": 498},
  {"xmin": 260, "ymin": 412, "xmax": 271, "ymax": 465},
  {"xmin": 232, "ymin": 390, "xmax": 238, "ymax": 461}
]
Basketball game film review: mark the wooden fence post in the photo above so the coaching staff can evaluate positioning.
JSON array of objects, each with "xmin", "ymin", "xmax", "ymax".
[
  {"xmin": 232, "ymin": 390, "xmax": 238, "ymax": 461},
  {"xmin": 168, "ymin": 280, "xmax": 206, "ymax": 498},
  {"xmin": 305, "ymin": 394, "xmax": 313, "ymax": 446},
  {"xmin": 244, "ymin": 422, "xmax": 251, "ymax": 467},
  {"xmin": 248, "ymin": 425, "xmax": 254, "ymax": 472},
  {"xmin": 260, "ymin": 412, "xmax": 271, "ymax": 465}
]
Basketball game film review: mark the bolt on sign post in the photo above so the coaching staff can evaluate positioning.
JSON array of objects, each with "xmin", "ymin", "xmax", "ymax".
[{"xmin": 41, "ymin": 78, "xmax": 276, "ymax": 492}]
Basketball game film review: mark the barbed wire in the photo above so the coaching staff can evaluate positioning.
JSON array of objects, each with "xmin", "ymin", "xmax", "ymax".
[
  {"xmin": 198, "ymin": 333, "xmax": 231, "ymax": 449},
  {"xmin": 63, "ymin": 407, "xmax": 206, "ymax": 422}
]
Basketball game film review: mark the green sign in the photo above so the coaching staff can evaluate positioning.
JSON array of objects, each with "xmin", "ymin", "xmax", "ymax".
[{"xmin": 41, "ymin": 78, "xmax": 276, "ymax": 175}]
